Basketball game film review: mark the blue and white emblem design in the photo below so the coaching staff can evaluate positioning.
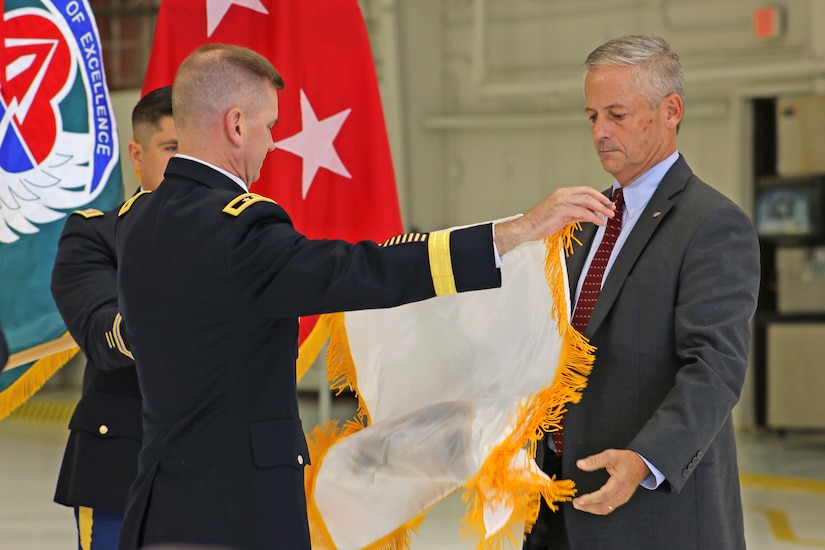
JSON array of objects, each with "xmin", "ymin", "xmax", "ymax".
[
  {"xmin": 1, "ymin": 0, "xmax": 120, "ymax": 243},
  {"xmin": 0, "ymin": 0, "xmax": 122, "ymax": 390}
]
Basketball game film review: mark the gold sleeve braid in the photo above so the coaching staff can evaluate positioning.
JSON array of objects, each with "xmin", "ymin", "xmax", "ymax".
[
  {"xmin": 427, "ymin": 230, "xmax": 457, "ymax": 296},
  {"xmin": 105, "ymin": 313, "xmax": 134, "ymax": 360},
  {"xmin": 382, "ymin": 233, "xmax": 427, "ymax": 247},
  {"xmin": 380, "ymin": 231, "xmax": 456, "ymax": 295}
]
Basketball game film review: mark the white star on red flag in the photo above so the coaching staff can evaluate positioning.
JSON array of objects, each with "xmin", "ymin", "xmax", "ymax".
[
  {"xmin": 205, "ymin": 0, "xmax": 268, "ymax": 37},
  {"xmin": 274, "ymin": 90, "xmax": 352, "ymax": 199}
]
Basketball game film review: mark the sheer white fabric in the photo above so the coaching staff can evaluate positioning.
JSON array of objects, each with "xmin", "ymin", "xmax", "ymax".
[{"xmin": 313, "ymin": 238, "xmax": 569, "ymax": 549}]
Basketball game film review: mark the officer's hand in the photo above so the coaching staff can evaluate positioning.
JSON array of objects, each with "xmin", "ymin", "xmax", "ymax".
[{"xmin": 494, "ymin": 186, "xmax": 615, "ymax": 255}]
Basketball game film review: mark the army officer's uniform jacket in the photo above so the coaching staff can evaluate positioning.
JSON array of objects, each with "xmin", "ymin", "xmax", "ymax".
[
  {"xmin": 115, "ymin": 157, "xmax": 503, "ymax": 550},
  {"xmin": 52, "ymin": 207, "xmax": 142, "ymax": 514}
]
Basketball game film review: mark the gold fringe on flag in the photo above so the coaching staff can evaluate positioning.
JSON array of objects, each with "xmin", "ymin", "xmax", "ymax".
[
  {"xmin": 296, "ymin": 315, "xmax": 333, "ymax": 382},
  {"xmin": 306, "ymin": 224, "xmax": 596, "ymax": 549},
  {"xmin": 305, "ymin": 420, "xmax": 348, "ymax": 549},
  {"xmin": 306, "ymin": 417, "xmax": 426, "ymax": 550},
  {"xmin": 459, "ymin": 224, "xmax": 595, "ymax": 548},
  {"xmin": 0, "ymin": 333, "xmax": 79, "ymax": 421},
  {"xmin": 324, "ymin": 312, "xmax": 371, "ymax": 425}
]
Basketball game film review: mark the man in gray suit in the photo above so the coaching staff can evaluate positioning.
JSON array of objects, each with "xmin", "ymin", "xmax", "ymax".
[{"xmin": 525, "ymin": 35, "xmax": 760, "ymax": 549}]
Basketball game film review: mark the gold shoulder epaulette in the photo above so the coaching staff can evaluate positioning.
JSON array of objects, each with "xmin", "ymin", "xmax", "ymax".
[
  {"xmin": 118, "ymin": 190, "xmax": 152, "ymax": 217},
  {"xmin": 71, "ymin": 208, "xmax": 104, "ymax": 219},
  {"xmin": 222, "ymin": 193, "xmax": 277, "ymax": 217},
  {"xmin": 381, "ymin": 232, "xmax": 428, "ymax": 247}
]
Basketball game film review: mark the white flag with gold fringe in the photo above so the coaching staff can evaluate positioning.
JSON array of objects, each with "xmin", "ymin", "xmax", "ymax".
[{"xmin": 305, "ymin": 226, "xmax": 594, "ymax": 550}]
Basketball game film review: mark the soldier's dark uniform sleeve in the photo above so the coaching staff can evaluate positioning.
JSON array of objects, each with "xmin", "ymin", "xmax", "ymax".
[
  {"xmin": 222, "ymin": 194, "xmax": 501, "ymax": 316},
  {"xmin": 51, "ymin": 209, "xmax": 134, "ymax": 369},
  {"xmin": 52, "ymin": 208, "xmax": 143, "ymax": 514}
]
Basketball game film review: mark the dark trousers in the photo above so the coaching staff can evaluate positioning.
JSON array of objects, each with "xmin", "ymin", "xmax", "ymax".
[{"xmin": 523, "ymin": 448, "xmax": 570, "ymax": 550}]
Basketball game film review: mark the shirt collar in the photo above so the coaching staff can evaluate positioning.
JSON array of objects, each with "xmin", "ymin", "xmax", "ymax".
[
  {"xmin": 175, "ymin": 154, "xmax": 249, "ymax": 192},
  {"xmin": 612, "ymin": 150, "xmax": 679, "ymax": 220}
]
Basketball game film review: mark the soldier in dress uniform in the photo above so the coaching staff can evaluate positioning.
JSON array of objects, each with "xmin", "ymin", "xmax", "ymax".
[{"xmin": 51, "ymin": 86, "xmax": 177, "ymax": 550}]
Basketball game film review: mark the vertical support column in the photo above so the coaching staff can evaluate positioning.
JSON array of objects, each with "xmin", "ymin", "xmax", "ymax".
[
  {"xmin": 366, "ymin": 0, "xmax": 410, "ymax": 225},
  {"xmin": 812, "ymin": 0, "xmax": 825, "ymax": 93}
]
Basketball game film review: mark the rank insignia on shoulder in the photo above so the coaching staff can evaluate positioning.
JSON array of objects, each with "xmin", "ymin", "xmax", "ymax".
[
  {"xmin": 381, "ymin": 232, "xmax": 428, "ymax": 247},
  {"xmin": 71, "ymin": 208, "xmax": 104, "ymax": 219},
  {"xmin": 118, "ymin": 190, "xmax": 152, "ymax": 217},
  {"xmin": 222, "ymin": 193, "xmax": 277, "ymax": 216}
]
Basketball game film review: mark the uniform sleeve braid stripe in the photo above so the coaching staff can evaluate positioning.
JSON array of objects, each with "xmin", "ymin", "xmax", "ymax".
[
  {"xmin": 427, "ymin": 231, "xmax": 457, "ymax": 296},
  {"xmin": 112, "ymin": 313, "xmax": 134, "ymax": 360}
]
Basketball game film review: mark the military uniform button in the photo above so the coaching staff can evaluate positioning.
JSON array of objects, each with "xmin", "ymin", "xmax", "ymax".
[
  {"xmin": 98, "ymin": 425, "xmax": 109, "ymax": 435},
  {"xmin": 297, "ymin": 454, "xmax": 304, "ymax": 465},
  {"xmin": 682, "ymin": 468, "xmax": 690, "ymax": 478}
]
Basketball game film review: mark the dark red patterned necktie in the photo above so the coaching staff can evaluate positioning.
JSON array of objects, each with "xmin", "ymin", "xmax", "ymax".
[{"xmin": 552, "ymin": 187, "xmax": 624, "ymax": 457}]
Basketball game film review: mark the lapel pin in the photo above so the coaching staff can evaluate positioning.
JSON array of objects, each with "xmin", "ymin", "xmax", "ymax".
[{"xmin": 652, "ymin": 211, "xmax": 662, "ymax": 218}]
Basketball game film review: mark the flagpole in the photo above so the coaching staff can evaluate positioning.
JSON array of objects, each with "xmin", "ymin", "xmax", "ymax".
[{"xmin": 2, "ymin": 334, "xmax": 78, "ymax": 372}]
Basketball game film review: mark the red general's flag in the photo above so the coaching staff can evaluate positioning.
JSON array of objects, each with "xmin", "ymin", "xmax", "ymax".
[{"xmin": 142, "ymin": 0, "xmax": 403, "ymax": 373}]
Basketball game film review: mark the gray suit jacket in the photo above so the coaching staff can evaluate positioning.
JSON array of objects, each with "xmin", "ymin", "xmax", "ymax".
[{"xmin": 546, "ymin": 155, "xmax": 759, "ymax": 549}]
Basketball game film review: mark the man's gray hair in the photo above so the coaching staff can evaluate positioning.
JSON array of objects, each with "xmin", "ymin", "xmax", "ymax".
[{"xmin": 584, "ymin": 35, "xmax": 684, "ymax": 108}]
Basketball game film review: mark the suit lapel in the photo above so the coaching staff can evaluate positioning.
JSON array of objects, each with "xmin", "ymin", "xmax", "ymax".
[{"xmin": 581, "ymin": 156, "xmax": 692, "ymax": 336}]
